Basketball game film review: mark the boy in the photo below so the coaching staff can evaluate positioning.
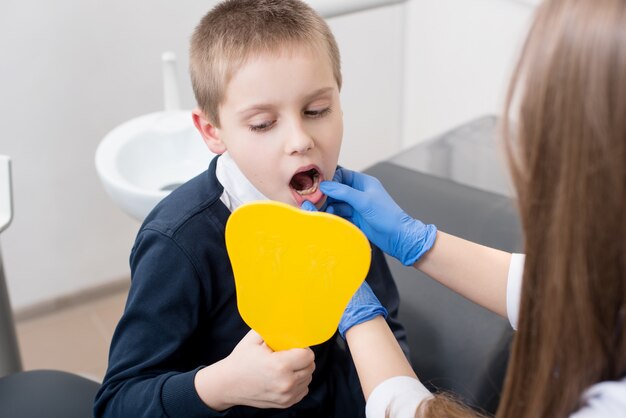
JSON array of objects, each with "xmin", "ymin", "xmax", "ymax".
[{"xmin": 94, "ymin": 1, "xmax": 408, "ymax": 416}]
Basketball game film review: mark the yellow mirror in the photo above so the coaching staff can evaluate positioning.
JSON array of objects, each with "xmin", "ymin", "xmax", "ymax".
[{"xmin": 225, "ymin": 201, "xmax": 371, "ymax": 351}]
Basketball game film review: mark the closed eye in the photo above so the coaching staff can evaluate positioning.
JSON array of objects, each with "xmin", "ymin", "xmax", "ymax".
[
  {"xmin": 304, "ymin": 107, "xmax": 332, "ymax": 119},
  {"xmin": 249, "ymin": 120, "xmax": 276, "ymax": 132}
]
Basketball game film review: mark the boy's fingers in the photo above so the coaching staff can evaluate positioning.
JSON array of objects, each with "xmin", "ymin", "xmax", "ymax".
[
  {"xmin": 292, "ymin": 367, "xmax": 315, "ymax": 386},
  {"xmin": 241, "ymin": 329, "xmax": 265, "ymax": 346},
  {"xmin": 293, "ymin": 356, "xmax": 316, "ymax": 374},
  {"xmin": 277, "ymin": 347, "xmax": 315, "ymax": 371}
]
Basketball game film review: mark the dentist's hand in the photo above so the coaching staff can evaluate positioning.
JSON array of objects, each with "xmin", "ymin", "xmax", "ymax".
[
  {"xmin": 312, "ymin": 167, "xmax": 437, "ymax": 266},
  {"xmin": 300, "ymin": 199, "xmax": 388, "ymax": 335},
  {"xmin": 338, "ymin": 281, "xmax": 387, "ymax": 339}
]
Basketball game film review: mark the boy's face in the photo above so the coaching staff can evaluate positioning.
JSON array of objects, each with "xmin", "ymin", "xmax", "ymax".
[{"xmin": 193, "ymin": 47, "xmax": 342, "ymax": 209}]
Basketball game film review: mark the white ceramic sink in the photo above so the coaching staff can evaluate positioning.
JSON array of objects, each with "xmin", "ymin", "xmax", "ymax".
[
  {"xmin": 96, "ymin": 52, "xmax": 214, "ymax": 221},
  {"xmin": 95, "ymin": 110, "xmax": 214, "ymax": 221}
]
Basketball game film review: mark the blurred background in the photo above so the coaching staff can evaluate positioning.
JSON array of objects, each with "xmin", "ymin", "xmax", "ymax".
[{"xmin": 0, "ymin": 0, "xmax": 537, "ymax": 380}]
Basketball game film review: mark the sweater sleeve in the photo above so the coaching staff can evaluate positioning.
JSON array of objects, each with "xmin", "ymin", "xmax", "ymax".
[
  {"xmin": 506, "ymin": 253, "xmax": 525, "ymax": 330},
  {"xmin": 94, "ymin": 229, "xmax": 227, "ymax": 418}
]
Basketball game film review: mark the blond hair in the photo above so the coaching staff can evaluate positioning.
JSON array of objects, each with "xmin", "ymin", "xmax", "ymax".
[{"xmin": 189, "ymin": 0, "xmax": 342, "ymax": 127}]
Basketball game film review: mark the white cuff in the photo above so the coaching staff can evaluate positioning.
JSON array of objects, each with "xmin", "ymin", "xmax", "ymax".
[
  {"xmin": 506, "ymin": 253, "xmax": 525, "ymax": 330},
  {"xmin": 366, "ymin": 376, "xmax": 433, "ymax": 418}
]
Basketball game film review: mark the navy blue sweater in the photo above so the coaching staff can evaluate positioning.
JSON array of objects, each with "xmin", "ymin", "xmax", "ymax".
[{"xmin": 94, "ymin": 157, "xmax": 408, "ymax": 417}]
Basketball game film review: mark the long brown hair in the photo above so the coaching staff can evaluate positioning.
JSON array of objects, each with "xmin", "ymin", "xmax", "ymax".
[
  {"xmin": 424, "ymin": 0, "xmax": 626, "ymax": 416},
  {"xmin": 500, "ymin": 0, "xmax": 626, "ymax": 416}
]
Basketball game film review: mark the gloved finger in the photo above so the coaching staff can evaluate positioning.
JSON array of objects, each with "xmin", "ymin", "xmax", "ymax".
[
  {"xmin": 334, "ymin": 167, "xmax": 355, "ymax": 187},
  {"xmin": 331, "ymin": 167, "xmax": 343, "ymax": 183},
  {"xmin": 320, "ymin": 181, "xmax": 371, "ymax": 214},
  {"xmin": 349, "ymin": 170, "xmax": 383, "ymax": 193},
  {"xmin": 320, "ymin": 180, "xmax": 357, "ymax": 200},
  {"xmin": 325, "ymin": 202, "xmax": 353, "ymax": 219},
  {"xmin": 300, "ymin": 200, "xmax": 318, "ymax": 212},
  {"xmin": 325, "ymin": 168, "xmax": 380, "ymax": 194},
  {"xmin": 322, "ymin": 195, "xmax": 338, "ymax": 208}
]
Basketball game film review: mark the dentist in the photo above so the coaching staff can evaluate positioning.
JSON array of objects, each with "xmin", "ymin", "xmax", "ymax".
[{"xmin": 303, "ymin": 0, "xmax": 626, "ymax": 416}]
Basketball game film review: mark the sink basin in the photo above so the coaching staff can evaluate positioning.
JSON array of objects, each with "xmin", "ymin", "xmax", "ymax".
[{"xmin": 95, "ymin": 110, "xmax": 214, "ymax": 221}]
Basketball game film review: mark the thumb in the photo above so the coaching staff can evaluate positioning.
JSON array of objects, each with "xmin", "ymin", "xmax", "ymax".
[
  {"xmin": 276, "ymin": 347, "xmax": 315, "ymax": 371},
  {"xmin": 240, "ymin": 328, "xmax": 265, "ymax": 346}
]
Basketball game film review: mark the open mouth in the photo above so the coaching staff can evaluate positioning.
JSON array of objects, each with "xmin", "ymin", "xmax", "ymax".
[{"xmin": 290, "ymin": 168, "xmax": 320, "ymax": 196}]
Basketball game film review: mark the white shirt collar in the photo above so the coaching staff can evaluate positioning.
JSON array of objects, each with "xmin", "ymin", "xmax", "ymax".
[{"xmin": 215, "ymin": 152, "xmax": 269, "ymax": 212}]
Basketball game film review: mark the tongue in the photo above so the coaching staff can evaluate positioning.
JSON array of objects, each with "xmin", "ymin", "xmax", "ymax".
[{"xmin": 291, "ymin": 172, "xmax": 314, "ymax": 191}]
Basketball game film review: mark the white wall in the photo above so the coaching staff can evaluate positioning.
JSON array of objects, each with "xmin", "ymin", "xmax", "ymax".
[
  {"xmin": 0, "ymin": 1, "xmax": 215, "ymax": 309},
  {"xmin": 0, "ymin": 1, "xmax": 404, "ymax": 310},
  {"xmin": 332, "ymin": 5, "xmax": 405, "ymax": 169},
  {"xmin": 402, "ymin": 0, "xmax": 536, "ymax": 146},
  {"xmin": 0, "ymin": 0, "xmax": 535, "ymax": 310}
]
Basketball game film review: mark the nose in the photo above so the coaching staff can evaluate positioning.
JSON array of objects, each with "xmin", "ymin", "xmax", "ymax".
[{"xmin": 285, "ymin": 120, "xmax": 314, "ymax": 155}]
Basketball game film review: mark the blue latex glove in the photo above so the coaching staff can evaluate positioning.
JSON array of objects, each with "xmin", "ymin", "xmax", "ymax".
[
  {"xmin": 300, "ymin": 200, "xmax": 318, "ymax": 212},
  {"xmin": 317, "ymin": 167, "xmax": 437, "ymax": 266},
  {"xmin": 300, "ymin": 201, "xmax": 388, "ymax": 338},
  {"xmin": 338, "ymin": 281, "xmax": 388, "ymax": 339}
]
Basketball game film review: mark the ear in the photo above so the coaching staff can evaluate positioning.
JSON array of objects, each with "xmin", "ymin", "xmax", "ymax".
[{"xmin": 192, "ymin": 108, "xmax": 226, "ymax": 154}]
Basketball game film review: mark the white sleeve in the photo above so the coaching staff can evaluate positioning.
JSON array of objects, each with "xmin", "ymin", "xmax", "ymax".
[
  {"xmin": 506, "ymin": 253, "xmax": 525, "ymax": 330},
  {"xmin": 366, "ymin": 376, "xmax": 433, "ymax": 418},
  {"xmin": 569, "ymin": 378, "xmax": 626, "ymax": 418}
]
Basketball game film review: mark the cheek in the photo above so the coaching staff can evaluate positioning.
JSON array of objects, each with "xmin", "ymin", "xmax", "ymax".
[
  {"xmin": 331, "ymin": 112, "xmax": 344, "ymax": 143},
  {"xmin": 319, "ymin": 118, "xmax": 343, "ymax": 155},
  {"xmin": 228, "ymin": 130, "xmax": 274, "ymax": 159},
  {"xmin": 319, "ymin": 121, "xmax": 342, "ymax": 181},
  {"xmin": 229, "ymin": 140, "xmax": 283, "ymax": 185},
  {"xmin": 313, "ymin": 112, "xmax": 342, "ymax": 139}
]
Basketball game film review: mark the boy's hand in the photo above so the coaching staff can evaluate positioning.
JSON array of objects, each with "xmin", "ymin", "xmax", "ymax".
[{"xmin": 195, "ymin": 329, "xmax": 315, "ymax": 411}]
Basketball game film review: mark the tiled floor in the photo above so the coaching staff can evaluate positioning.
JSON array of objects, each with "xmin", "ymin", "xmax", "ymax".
[{"xmin": 15, "ymin": 288, "xmax": 128, "ymax": 382}]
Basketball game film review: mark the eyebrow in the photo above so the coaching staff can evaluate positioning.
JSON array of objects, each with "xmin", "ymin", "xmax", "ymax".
[
  {"xmin": 237, "ymin": 104, "xmax": 275, "ymax": 118},
  {"xmin": 303, "ymin": 86, "xmax": 335, "ymax": 102},
  {"xmin": 236, "ymin": 87, "xmax": 336, "ymax": 117}
]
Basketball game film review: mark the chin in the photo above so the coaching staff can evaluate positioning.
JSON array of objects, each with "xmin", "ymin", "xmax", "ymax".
[{"xmin": 315, "ymin": 195, "xmax": 328, "ymax": 209}]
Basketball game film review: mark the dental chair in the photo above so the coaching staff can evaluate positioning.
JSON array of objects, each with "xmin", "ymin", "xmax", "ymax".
[
  {"xmin": 0, "ymin": 156, "xmax": 101, "ymax": 418},
  {"xmin": 365, "ymin": 115, "xmax": 520, "ymax": 414}
]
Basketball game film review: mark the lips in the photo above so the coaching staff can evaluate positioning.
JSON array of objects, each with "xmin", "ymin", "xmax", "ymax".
[{"xmin": 289, "ymin": 165, "xmax": 325, "ymax": 206}]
